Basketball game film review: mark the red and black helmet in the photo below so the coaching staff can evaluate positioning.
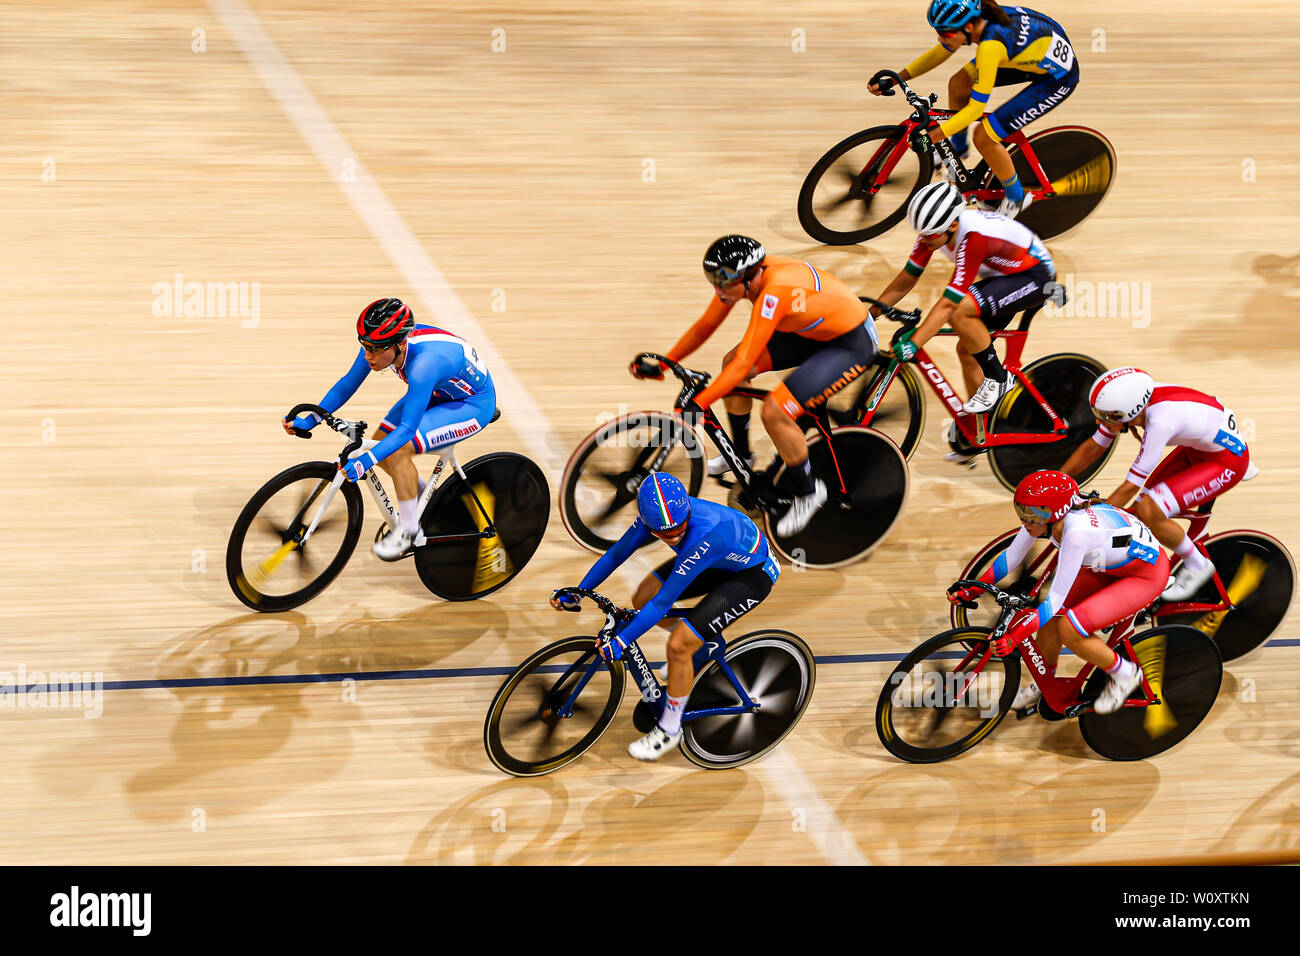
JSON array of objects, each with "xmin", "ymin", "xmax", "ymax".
[
  {"xmin": 357, "ymin": 298, "xmax": 415, "ymax": 349},
  {"xmin": 1013, "ymin": 470, "xmax": 1080, "ymax": 525}
]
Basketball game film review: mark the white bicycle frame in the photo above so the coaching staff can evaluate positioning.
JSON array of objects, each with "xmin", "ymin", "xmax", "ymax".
[{"xmin": 298, "ymin": 438, "xmax": 480, "ymax": 547}]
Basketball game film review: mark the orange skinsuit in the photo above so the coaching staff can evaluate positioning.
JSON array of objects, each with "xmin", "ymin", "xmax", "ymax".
[{"xmin": 667, "ymin": 256, "xmax": 870, "ymax": 410}]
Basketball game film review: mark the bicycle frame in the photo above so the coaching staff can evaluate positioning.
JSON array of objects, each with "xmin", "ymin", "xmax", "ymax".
[
  {"xmin": 550, "ymin": 633, "xmax": 760, "ymax": 724},
  {"xmin": 859, "ymin": 100, "xmax": 1057, "ymax": 206},
  {"xmin": 859, "ymin": 323, "xmax": 1068, "ymax": 448}
]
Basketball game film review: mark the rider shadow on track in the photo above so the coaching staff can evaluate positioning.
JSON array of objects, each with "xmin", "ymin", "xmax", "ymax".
[
  {"xmin": 1181, "ymin": 253, "xmax": 1300, "ymax": 364},
  {"xmin": 1214, "ymin": 769, "xmax": 1300, "ymax": 857},
  {"xmin": 47, "ymin": 603, "xmax": 508, "ymax": 827},
  {"xmin": 409, "ymin": 769, "xmax": 759, "ymax": 864}
]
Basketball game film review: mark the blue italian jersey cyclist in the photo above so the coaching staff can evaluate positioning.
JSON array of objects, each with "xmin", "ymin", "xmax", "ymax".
[
  {"xmin": 551, "ymin": 473, "xmax": 781, "ymax": 762},
  {"xmin": 283, "ymin": 298, "xmax": 497, "ymax": 560},
  {"xmin": 871, "ymin": 1, "xmax": 1080, "ymax": 219}
]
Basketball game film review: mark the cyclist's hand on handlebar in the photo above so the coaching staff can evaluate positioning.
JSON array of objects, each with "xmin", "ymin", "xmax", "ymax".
[
  {"xmin": 891, "ymin": 326, "xmax": 919, "ymax": 363},
  {"xmin": 283, "ymin": 414, "xmax": 317, "ymax": 436},
  {"xmin": 947, "ymin": 583, "xmax": 983, "ymax": 606},
  {"xmin": 993, "ymin": 609, "xmax": 1037, "ymax": 657},
  {"xmin": 868, "ymin": 69, "xmax": 896, "ymax": 95},
  {"xmin": 629, "ymin": 356, "xmax": 667, "ymax": 381},
  {"xmin": 550, "ymin": 589, "xmax": 582, "ymax": 612},
  {"xmin": 340, "ymin": 457, "xmax": 368, "ymax": 483},
  {"xmin": 596, "ymin": 627, "xmax": 628, "ymax": 664}
]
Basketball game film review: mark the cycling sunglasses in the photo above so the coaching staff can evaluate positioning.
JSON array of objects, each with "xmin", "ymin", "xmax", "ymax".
[{"xmin": 1014, "ymin": 502, "xmax": 1055, "ymax": 525}]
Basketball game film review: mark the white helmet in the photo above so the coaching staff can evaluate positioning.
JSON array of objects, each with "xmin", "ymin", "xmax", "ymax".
[
  {"xmin": 1089, "ymin": 367, "xmax": 1155, "ymax": 424},
  {"xmin": 907, "ymin": 181, "xmax": 965, "ymax": 235}
]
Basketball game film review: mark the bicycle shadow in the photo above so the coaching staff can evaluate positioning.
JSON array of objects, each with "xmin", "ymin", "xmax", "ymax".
[
  {"xmin": 407, "ymin": 768, "xmax": 759, "ymax": 865},
  {"xmin": 1178, "ymin": 253, "xmax": 1300, "ymax": 364},
  {"xmin": 1212, "ymin": 769, "xmax": 1300, "ymax": 857}
]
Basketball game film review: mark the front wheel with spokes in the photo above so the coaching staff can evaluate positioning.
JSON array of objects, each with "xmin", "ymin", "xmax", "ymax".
[
  {"xmin": 876, "ymin": 627, "xmax": 1019, "ymax": 763},
  {"xmin": 226, "ymin": 461, "xmax": 364, "ymax": 612},
  {"xmin": 560, "ymin": 411, "xmax": 704, "ymax": 553},
  {"xmin": 798, "ymin": 125, "xmax": 933, "ymax": 244},
  {"xmin": 484, "ymin": 636, "xmax": 626, "ymax": 777}
]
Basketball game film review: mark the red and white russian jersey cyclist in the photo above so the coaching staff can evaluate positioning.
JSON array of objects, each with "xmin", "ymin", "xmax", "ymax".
[
  {"xmin": 1061, "ymin": 367, "xmax": 1254, "ymax": 601},
  {"xmin": 948, "ymin": 470, "xmax": 1169, "ymax": 715}
]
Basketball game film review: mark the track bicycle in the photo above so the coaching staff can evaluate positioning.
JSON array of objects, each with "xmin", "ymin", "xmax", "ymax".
[
  {"xmin": 953, "ymin": 496, "xmax": 1296, "ymax": 664},
  {"xmin": 843, "ymin": 296, "xmax": 1110, "ymax": 490},
  {"xmin": 226, "ymin": 402, "xmax": 549, "ymax": 611},
  {"xmin": 483, "ymin": 587, "xmax": 816, "ymax": 775},
  {"xmin": 798, "ymin": 70, "xmax": 1116, "ymax": 244},
  {"xmin": 559, "ymin": 353, "xmax": 910, "ymax": 568},
  {"xmin": 876, "ymin": 580, "xmax": 1223, "ymax": 763}
]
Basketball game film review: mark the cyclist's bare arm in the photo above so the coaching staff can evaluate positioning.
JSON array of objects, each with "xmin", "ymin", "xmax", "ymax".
[
  {"xmin": 869, "ymin": 269, "xmax": 920, "ymax": 314},
  {"xmin": 1060, "ymin": 433, "xmax": 1109, "ymax": 479}
]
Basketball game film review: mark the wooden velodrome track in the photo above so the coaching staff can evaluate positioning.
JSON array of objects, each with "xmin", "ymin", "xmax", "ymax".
[{"xmin": 2, "ymin": 0, "xmax": 1297, "ymax": 865}]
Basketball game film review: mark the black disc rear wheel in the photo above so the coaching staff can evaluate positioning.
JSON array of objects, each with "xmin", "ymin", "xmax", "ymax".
[
  {"xmin": 769, "ymin": 427, "xmax": 909, "ymax": 568},
  {"xmin": 1078, "ymin": 626, "xmax": 1222, "ymax": 760},
  {"xmin": 415, "ymin": 452, "xmax": 549, "ymax": 601},
  {"xmin": 988, "ymin": 352, "xmax": 1111, "ymax": 492},
  {"xmin": 1157, "ymin": 532, "xmax": 1296, "ymax": 663},
  {"xmin": 681, "ymin": 631, "xmax": 817, "ymax": 769}
]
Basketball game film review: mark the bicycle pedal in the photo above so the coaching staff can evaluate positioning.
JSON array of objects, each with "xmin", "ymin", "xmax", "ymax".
[{"xmin": 1014, "ymin": 704, "xmax": 1037, "ymax": 720}]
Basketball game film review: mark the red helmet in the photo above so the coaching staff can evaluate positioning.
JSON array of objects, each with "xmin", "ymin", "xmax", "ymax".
[
  {"xmin": 1013, "ymin": 470, "xmax": 1079, "ymax": 524},
  {"xmin": 357, "ymin": 297, "xmax": 414, "ymax": 350}
]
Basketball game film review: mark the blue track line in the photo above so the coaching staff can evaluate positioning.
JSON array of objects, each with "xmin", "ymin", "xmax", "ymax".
[{"xmin": 9, "ymin": 639, "xmax": 1298, "ymax": 695}]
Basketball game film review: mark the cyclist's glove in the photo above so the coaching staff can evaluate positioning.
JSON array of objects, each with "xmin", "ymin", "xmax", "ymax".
[
  {"xmin": 891, "ymin": 326, "xmax": 919, "ymax": 363},
  {"xmin": 629, "ymin": 356, "xmax": 667, "ymax": 381},
  {"xmin": 284, "ymin": 413, "xmax": 319, "ymax": 436},
  {"xmin": 340, "ymin": 454, "xmax": 372, "ymax": 483},
  {"xmin": 946, "ymin": 583, "xmax": 983, "ymax": 606},
  {"xmin": 993, "ymin": 609, "xmax": 1038, "ymax": 657},
  {"xmin": 550, "ymin": 589, "xmax": 582, "ymax": 612},
  {"xmin": 596, "ymin": 626, "xmax": 629, "ymax": 664}
]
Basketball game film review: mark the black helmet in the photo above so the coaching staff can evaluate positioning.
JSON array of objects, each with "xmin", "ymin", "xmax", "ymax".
[
  {"xmin": 357, "ymin": 298, "xmax": 415, "ymax": 349},
  {"xmin": 703, "ymin": 235, "xmax": 767, "ymax": 289}
]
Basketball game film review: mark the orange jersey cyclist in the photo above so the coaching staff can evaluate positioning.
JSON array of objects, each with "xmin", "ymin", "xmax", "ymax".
[
  {"xmin": 872, "ymin": 181, "xmax": 1056, "ymax": 432},
  {"xmin": 871, "ymin": 1, "xmax": 1080, "ymax": 219},
  {"xmin": 633, "ymin": 235, "xmax": 878, "ymax": 536},
  {"xmin": 1060, "ymin": 367, "xmax": 1254, "ymax": 602}
]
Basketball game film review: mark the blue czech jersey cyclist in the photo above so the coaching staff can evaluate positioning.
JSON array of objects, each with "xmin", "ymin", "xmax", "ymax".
[
  {"xmin": 551, "ymin": 473, "xmax": 781, "ymax": 762},
  {"xmin": 283, "ymin": 298, "xmax": 496, "ymax": 560}
]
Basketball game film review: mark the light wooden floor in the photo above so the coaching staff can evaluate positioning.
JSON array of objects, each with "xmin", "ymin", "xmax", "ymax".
[{"xmin": 1, "ymin": 0, "xmax": 1297, "ymax": 864}]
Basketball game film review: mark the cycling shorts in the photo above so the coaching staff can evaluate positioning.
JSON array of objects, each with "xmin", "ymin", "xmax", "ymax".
[
  {"xmin": 379, "ymin": 383, "xmax": 496, "ymax": 454},
  {"xmin": 651, "ymin": 560, "xmax": 775, "ymax": 639},
  {"xmin": 968, "ymin": 262, "xmax": 1056, "ymax": 329},
  {"xmin": 764, "ymin": 320, "xmax": 878, "ymax": 417},
  {"xmin": 1138, "ymin": 444, "xmax": 1251, "ymax": 518},
  {"xmin": 1058, "ymin": 550, "xmax": 1170, "ymax": 637},
  {"xmin": 983, "ymin": 62, "xmax": 1080, "ymax": 141}
]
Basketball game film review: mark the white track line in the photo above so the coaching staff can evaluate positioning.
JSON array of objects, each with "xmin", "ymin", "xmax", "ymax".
[
  {"xmin": 206, "ymin": 0, "xmax": 559, "ymax": 473},
  {"xmin": 210, "ymin": 0, "xmax": 858, "ymax": 864}
]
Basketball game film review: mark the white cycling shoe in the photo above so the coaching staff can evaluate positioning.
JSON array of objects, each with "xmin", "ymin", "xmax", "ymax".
[
  {"xmin": 628, "ymin": 724, "xmax": 683, "ymax": 762},
  {"xmin": 996, "ymin": 193, "xmax": 1034, "ymax": 219},
  {"xmin": 1093, "ymin": 660, "xmax": 1143, "ymax": 716},
  {"xmin": 1162, "ymin": 558, "xmax": 1216, "ymax": 602},
  {"xmin": 962, "ymin": 376, "xmax": 1014, "ymax": 414},
  {"xmin": 373, "ymin": 526, "xmax": 420, "ymax": 561},
  {"xmin": 777, "ymin": 480, "xmax": 827, "ymax": 537},
  {"xmin": 707, "ymin": 453, "xmax": 756, "ymax": 477},
  {"xmin": 1012, "ymin": 683, "xmax": 1042, "ymax": 710}
]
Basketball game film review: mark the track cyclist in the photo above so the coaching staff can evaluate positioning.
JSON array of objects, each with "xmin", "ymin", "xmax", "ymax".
[
  {"xmin": 551, "ymin": 473, "xmax": 781, "ymax": 761},
  {"xmin": 949, "ymin": 470, "xmax": 1168, "ymax": 715},
  {"xmin": 632, "ymin": 235, "xmax": 878, "ymax": 536},
  {"xmin": 283, "ymin": 298, "xmax": 496, "ymax": 560},
  {"xmin": 869, "ymin": 1, "xmax": 1080, "ymax": 219},
  {"xmin": 1060, "ymin": 367, "xmax": 1253, "ymax": 602},
  {"xmin": 871, "ymin": 181, "xmax": 1056, "ymax": 424}
]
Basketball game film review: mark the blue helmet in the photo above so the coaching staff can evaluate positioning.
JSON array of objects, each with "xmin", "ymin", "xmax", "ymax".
[
  {"xmin": 927, "ymin": 0, "xmax": 981, "ymax": 32},
  {"xmin": 637, "ymin": 473, "xmax": 691, "ymax": 534}
]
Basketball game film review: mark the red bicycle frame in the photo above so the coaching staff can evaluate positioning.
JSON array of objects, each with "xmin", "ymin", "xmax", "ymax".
[
  {"xmin": 859, "ymin": 107, "xmax": 1057, "ymax": 206},
  {"xmin": 860, "ymin": 326, "xmax": 1069, "ymax": 448}
]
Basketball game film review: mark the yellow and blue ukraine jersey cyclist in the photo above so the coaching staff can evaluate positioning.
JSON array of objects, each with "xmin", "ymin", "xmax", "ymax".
[{"xmin": 874, "ymin": 1, "xmax": 1079, "ymax": 217}]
